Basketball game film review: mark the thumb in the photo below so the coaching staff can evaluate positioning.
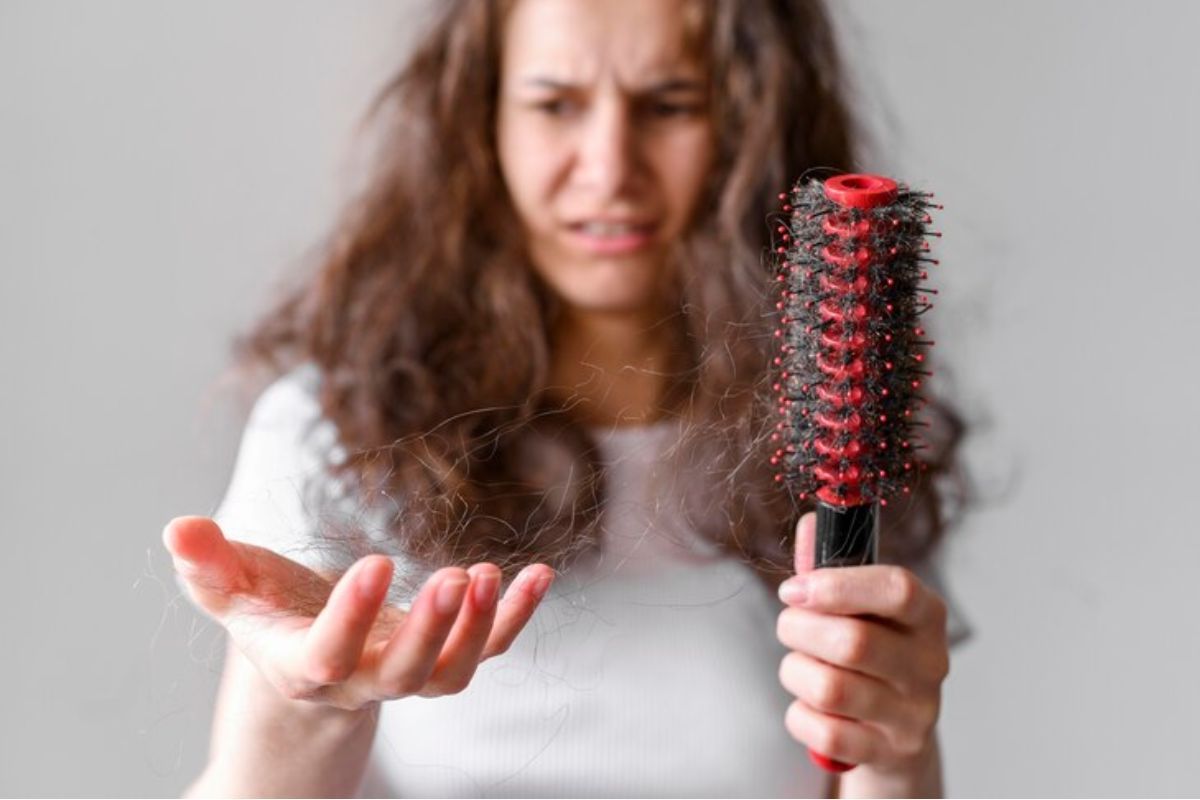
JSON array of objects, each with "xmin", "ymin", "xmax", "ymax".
[
  {"xmin": 793, "ymin": 511, "xmax": 816, "ymax": 576},
  {"xmin": 163, "ymin": 516, "xmax": 248, "ymax": 601}
]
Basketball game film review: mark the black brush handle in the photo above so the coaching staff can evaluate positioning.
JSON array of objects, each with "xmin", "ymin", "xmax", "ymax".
[{"xmin": 814, "ymin": 502, "xmax": 878, "ymax": 568}]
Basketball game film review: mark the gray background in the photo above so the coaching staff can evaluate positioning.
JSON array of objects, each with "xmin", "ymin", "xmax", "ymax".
[{"xmin": 1, "ymin": 1, "xmax": 1196, "ymax": 796}]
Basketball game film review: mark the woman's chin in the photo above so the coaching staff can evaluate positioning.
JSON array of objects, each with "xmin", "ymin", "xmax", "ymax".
[
  {"xmin": 546, "ymin": 273, "xmax": 664, "ymax": 316},
  {"xmin": 558, "ymin": 291, "xmax": 661, "ymax": 316},
  {"xmin": 552, "ymin": 278, "xmax": 667, "ymax": 316},
  {"xmin": 533, "ymin": 251, "xmax": 674, "ymax": 317}
]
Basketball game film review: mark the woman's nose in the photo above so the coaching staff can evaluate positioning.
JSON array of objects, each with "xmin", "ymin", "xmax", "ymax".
[{"xmin": 574, "ymin": 99, "xmax": 639, "ymax": 199}]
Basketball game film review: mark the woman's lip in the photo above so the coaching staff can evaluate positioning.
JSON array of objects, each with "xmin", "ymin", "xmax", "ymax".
[{"xmin": 564, "ymin": 222, "xmax": 657, "ymax": 255}]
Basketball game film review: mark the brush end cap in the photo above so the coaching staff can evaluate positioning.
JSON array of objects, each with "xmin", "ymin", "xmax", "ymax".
[
  {"xmin": 823, "ymin": 174, "xmax": 898, "ymax": 209},
  {"xmin": 809, "ymin": 750, "xmax": 857, "ymax": 773}
]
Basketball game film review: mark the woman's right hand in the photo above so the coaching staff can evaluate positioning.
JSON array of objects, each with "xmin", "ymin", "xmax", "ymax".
[{"xmin": 162, "ymin": 516, "xmax": 554, "ymax": 712}]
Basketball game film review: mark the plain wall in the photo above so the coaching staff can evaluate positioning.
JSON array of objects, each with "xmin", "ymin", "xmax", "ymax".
[{"xmin": 1, "ymin": 1, "xmax": 1197, "ymax": 796}]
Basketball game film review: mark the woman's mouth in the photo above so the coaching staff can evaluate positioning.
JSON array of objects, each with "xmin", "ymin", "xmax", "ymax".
[{"xmin": 565, "ymin": 220, "xmax": 657, "ymax": 255}]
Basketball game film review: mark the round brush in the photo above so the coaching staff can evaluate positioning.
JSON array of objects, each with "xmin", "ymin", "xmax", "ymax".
[{"xmin": 769, "ymin": 173, "xmax": 942, "ymax": 773}]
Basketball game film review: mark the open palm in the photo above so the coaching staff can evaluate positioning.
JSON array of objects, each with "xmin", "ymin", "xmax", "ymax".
[{"xmin": 163, "ymin": 516, "xmax": 554, "ymax": 710}]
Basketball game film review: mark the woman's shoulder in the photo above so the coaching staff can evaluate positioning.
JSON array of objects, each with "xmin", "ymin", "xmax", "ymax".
[
  {"xmin": 238, "ymin": 361, "xmax": 351, "ymax": 463},
  {"xmin": 245, "ymin": 360, "xmax": 324, "ymax": 432},
  {"xmin": 211, "ymin": 362, "xmax": 350, "ymax": 569},
  {"xmin": 214, "ymin": 362, "xmax": 430, "ymax": 602}
]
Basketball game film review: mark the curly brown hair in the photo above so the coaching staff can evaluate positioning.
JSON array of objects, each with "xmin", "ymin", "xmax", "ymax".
[{"xmin": 228, "ymin": 0, "xmax": 972, "ymax": 592}]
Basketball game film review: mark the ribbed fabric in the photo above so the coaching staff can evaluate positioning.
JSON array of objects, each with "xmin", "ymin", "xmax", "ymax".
[{"xmin": 212, "ymin": 365, "xmax": 965, "ymax": 797}]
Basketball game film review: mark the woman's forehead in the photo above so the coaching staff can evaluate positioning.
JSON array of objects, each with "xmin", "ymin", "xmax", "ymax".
[{"xmin": 501, "ymin": 0, "xmax": 705, "ymax": 86}]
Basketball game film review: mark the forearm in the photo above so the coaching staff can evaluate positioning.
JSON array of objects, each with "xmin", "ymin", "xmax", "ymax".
[
  {"xmin": 836, "ymin": 730, "xmax": 943, "ymax": 799},
  {"xmin": 187, "ymin": 646, "xmax": 380, "ymax": 798}
]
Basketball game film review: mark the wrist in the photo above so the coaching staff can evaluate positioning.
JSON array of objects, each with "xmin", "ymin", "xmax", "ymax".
[
  {"xmin": 837, "ymin": 733, "xmax": 943, "ymax": 799},
  {"xmin": 273, "ymin": 695, "xmax": 382, "ymax": 743},
  {"xmin": 869, "ymin": 735, "xmax": 938, "ymax": 779},
  {"xmin": 280, "ymin": 693, "xmax": 381, "ymax": 722},
  {"xmin": 203, "ymin": 700, "xmax": 382, "ymax": 797}
]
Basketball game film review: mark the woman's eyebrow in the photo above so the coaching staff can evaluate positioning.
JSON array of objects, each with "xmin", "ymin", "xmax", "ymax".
[
  {"xmin": 519, "ymin": 76, "xmax": 705, "ymax": 93},
  {"xmin": 640, "ymin": 77, "xmax": 705, "ymax": 94}
]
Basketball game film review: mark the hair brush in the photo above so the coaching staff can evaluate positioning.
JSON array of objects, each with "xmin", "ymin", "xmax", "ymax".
[{"xmin": 770, "ymin": 173, "xmax": 941, "ymax": 773}]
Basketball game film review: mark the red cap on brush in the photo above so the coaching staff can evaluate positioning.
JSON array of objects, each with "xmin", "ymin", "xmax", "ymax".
[{"xmin": 770, "ymin": 173, "xmax": 942, "ymax": 773}]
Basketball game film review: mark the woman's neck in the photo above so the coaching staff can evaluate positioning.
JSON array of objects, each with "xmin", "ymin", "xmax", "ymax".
[{"xmin": 547, "ymin": 306, "xmax": 680, "ymax": 428}]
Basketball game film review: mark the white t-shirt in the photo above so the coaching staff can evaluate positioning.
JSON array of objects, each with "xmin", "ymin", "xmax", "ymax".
[{"xmin": 211, "ymin": 364, "xmax": 968, "ymax": 798}]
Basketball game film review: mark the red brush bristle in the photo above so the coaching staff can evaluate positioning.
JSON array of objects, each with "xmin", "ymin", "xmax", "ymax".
[{"xmin": 771, "ymin": 174, "xmax": 940, "ymax": 509}]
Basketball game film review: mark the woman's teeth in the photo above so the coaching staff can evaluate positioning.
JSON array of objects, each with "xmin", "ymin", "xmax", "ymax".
[{"xmin": 577, "ymin": 222, "xmax": 648, "ymax": 236}]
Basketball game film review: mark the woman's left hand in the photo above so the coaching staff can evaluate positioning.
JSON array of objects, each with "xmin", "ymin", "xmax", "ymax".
[{"xmin": 775, "ymin": 511, "xmax": 950, "ymax": 775}]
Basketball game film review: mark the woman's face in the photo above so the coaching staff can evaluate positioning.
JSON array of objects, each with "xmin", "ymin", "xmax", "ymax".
[{"xmin": 497, "ymin": 0, "xmax": 713, "ymax": 317}]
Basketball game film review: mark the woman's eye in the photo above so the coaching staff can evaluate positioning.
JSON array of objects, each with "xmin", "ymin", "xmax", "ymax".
[
  {"xmin": 526, "ymin": 98, "xmax": 701, "ymax": 120},
  {"xmin": 646, "ymin": 101, "xmax": 703, "ymax": 119},
  {"xmin": 533, "ymin": 98, "xmax": 577, "ymax": 116},
  {"xmin": 653, "ymin": 103, "xmax": 686, "ymax": 116}
]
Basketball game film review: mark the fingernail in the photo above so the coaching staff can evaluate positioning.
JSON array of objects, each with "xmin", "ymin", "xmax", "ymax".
[
  {"xmin": 472, "ymin": 572, "xmax": 499, "ymax": 612},
  {"xmin": 357, "ymin": 559, "xmax": 390, "ymax": 601},
  {"xmin": 779, "ymin": 577, "xmax": 808, "ymax": 605},
  {"xmin": 531, "ymin": 572, "xmax": 554, "ymax": 600},
  {"xmin": 436, "ymin": 576, "xmax": 469, "ymax": 614}
]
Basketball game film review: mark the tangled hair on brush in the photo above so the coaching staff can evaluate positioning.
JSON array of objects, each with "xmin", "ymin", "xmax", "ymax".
[{"xmin": 229, "ymin": 0, "xmax": 973, "ymax": 590}]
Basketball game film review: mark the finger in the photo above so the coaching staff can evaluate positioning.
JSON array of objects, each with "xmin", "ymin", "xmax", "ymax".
[
  {"xmin": 373, "ymin": 568, "xmax": 470, "ymax": 698},
  {"xmin": 163, "ymin": 516, "xmax": 245, "ymax": 589},
  {"xmin": 777, "ymin": 606, "xmax": 922, "ymax": 687},
  {"xmin": 481, "ymin": 565, "xmax": 554, "ymax": 659},
  {"xmin": 163, "ymin": 516, "xmax": 249, "ymax": 612},
  {"xmin": 785, "ymin": 698, "xmax": 885, "ymax": 767},
  {"xmin": 778, "ymin": 651, "xmax": 904, "ymax": 728},
  {"xmin": 798, "ymin": 565, "xmax": 933, "ymax": 628},
  {"xmin": 794, "ymin": 511, "xmax": 816, "ymax": 575},
  {"xmin": 302, "ymin": 556, "xmax": 393, "ymax": 685},
  {"xmin": 421, "ymin": 563, "xmax": 503, "ymax": 694}
]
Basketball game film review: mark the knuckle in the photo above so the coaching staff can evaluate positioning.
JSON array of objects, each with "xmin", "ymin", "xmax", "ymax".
[
  {"xmin": 784, "ymin": 700, "xmax": 842, "ymax": 756},
  {"xmin": 917, "ymin": 641, "xmax": 950, "ymax": 684},
  {"xmin": 775, "ymin": 608, "xmax": 798, "ymax": 645},
  {"xmin": 811, "ymin": 717, "xmax": 843, "ymax": 756},
  {"xmin": 892, "ymin": 728, "xmax": 929, "ymax": 759},
  {"xmin": 929, "ymin": 594, "xmax": 949, "ymax": 629},
  {"xmin": 777, "ymin": 652, "xmax": 800, "ymax": 692},
  {"xmin": 806, "ymin": 573, "xmax": 831, "ymax": 607},
  {"xmin": 914, "ymin": 700, "xmax": 940, "ymax": 735},
  {"xmin": 810, "ymin": 669, "xmax": 846, "ymax": 712},
  {"xmin": 931, "ymin": 650, "xmax": 951, "ymax": 682},
  {"xmin": 834, "ymin": 621, "xmax": 872, "ymax": 666},
  {"xmin": 889, "ymin": 568, "xmax": 920, "ymax": 614},
  {"xmin": 783, "ymin": 700, "xmax": 805, "ymax": 739}
]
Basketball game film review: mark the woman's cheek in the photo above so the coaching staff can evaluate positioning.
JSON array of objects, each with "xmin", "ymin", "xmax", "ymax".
[{"xmin": 659, "ymin": 132, "xmax": 713, "ymax": 231}]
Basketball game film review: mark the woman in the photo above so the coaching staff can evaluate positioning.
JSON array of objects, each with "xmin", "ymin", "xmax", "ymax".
[{"xmin": 164, "ymin": 0, "xmax": 970, "ymax": 796}]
